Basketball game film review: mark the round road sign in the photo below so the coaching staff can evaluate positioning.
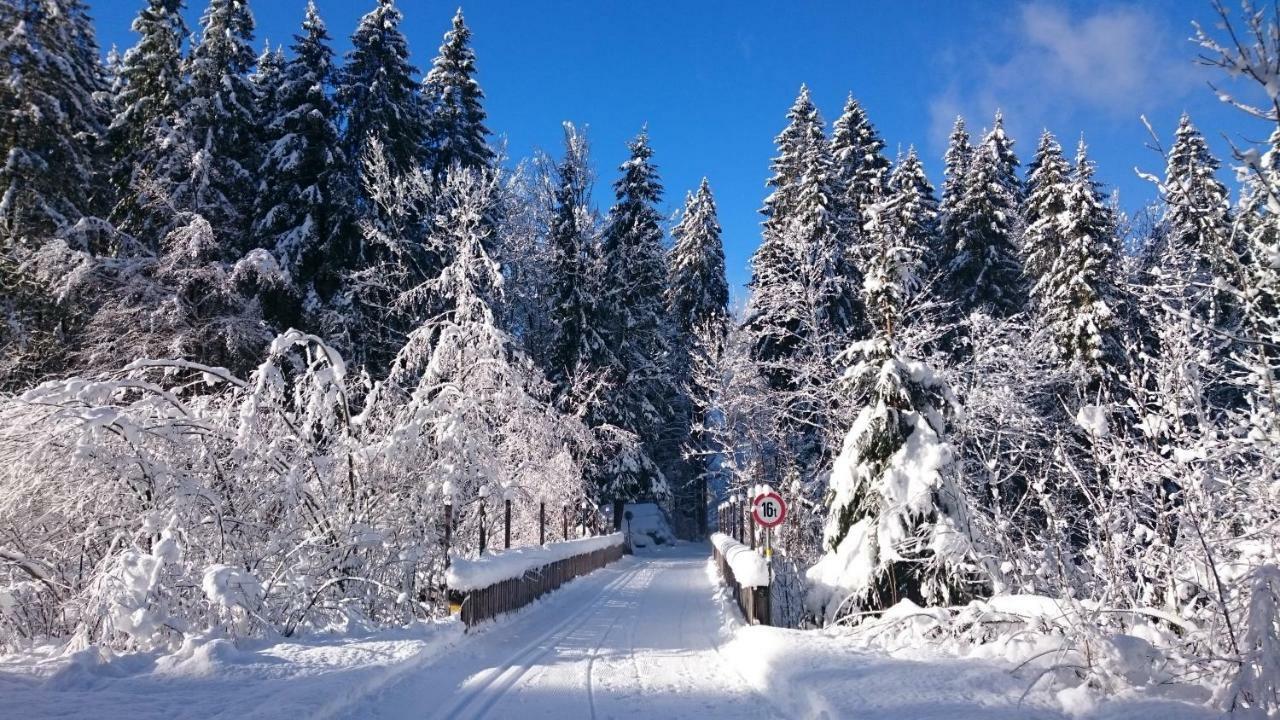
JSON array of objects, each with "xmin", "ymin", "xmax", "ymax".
[{"xmin": 751, "ymin": 491, "xmax": 787, "ymax": 528}]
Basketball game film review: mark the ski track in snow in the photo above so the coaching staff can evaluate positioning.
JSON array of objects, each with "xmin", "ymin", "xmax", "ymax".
[{"xmin": 350, "ymin": 544, "xmax": 782, "ymax": 720}]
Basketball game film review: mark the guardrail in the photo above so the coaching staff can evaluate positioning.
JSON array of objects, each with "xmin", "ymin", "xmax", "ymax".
[
  {"xmin": 710, "ymin": 532, "xmax": 771, "ymax": 625},
  {"xmin": 449, "ymin": 535, "xmax": 625, "ymax": 628}
]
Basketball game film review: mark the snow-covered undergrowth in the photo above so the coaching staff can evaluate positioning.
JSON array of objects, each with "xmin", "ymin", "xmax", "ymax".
[
  {"xmin": 0, "ymin": 328, "xmax": 592, "ymax": 655},
  {"xmin": 444, "ymin": 533, "xmax": 623, "ymax": 591}
]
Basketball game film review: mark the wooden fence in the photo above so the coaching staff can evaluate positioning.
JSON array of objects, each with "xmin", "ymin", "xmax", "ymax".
[
  {"xmin": 711, "ymin": 540, "xmax": 771, "ymax": 626},
  {"xmin": 458, "ymin": 543, "xmax": 624, "ymax": 628}
]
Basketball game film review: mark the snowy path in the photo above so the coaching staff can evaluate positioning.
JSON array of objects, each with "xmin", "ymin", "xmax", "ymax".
[
  {"xmin": 0, "ymin": 542, "xmax": 1221, "ymax": 720},
  {"xmin": 349, "ymin": 543, "xmax": 783, "ymax": 720}
]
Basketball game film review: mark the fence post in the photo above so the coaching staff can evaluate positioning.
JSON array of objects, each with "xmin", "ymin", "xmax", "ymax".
[
  {"xmin": 479, "ymin": 485, "xmax": 489, "ymax": 556},
  {"xmin": 504, "ymin": 498, "xmax": 512, "ymax": 550},
  {"xmin": 540, "ymin": 501, "xmax": 546, "ymax": 546},
  {"xmin": 563, "ymin": 503, "xmax": 569, "ymax": 541},
  {"xmin": 443, "ymin": 501, "xmax": 453, "ymax": 569}
]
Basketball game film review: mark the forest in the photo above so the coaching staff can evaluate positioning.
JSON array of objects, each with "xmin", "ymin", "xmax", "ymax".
[{"xmin": 0, "ymin": 0, "xmax": 1278, "ymax": 713}]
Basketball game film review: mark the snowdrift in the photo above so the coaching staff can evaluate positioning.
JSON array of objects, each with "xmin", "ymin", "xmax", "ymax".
[{"xmin": 710, "ymin": 532, "xmax": 769, "ymax": 587}]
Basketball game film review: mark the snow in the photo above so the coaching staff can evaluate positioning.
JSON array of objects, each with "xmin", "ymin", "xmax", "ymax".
[
  {"xmin": 0, "ymin": 544, "xmax": 1225, "ymax": 719},
  {"xmin": 1075, "ymin": 404, "xmax": 1110, "ymax": 438},
  {"xmin": 622, "ymin": 501, "xmax": 675, "ymax": 548},
  {"xmin": 444, "ymin": 533, "xmax": 624, "ymax": 592},
  {"xmin": 711, "ymin": 532, "xmax": 770, "ymax": 587}
]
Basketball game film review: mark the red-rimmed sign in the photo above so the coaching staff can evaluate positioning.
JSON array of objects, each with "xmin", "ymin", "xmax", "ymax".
[{"xmin": 751, "ymin": 491, "xmax": 787, "ymax": 528}]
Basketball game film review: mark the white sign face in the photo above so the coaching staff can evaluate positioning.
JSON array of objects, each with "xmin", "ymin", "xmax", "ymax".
[{"xmin": 751, "ymin": 492, "xmax": 787, "ymax": 528}]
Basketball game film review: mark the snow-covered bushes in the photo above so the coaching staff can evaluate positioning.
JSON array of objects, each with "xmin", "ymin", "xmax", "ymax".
[{"xmin": 0, "ymin": 323, "xmax": 590, "ymax": 652}]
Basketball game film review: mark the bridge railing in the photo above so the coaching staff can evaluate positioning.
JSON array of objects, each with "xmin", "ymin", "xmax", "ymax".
[
  {"xmin": 710, "ymin": 532, "xmax": 771, "ymax": 625},
  {"xmin": 446, "ymin": 533, "xmax": 625, "ymax": 628}
]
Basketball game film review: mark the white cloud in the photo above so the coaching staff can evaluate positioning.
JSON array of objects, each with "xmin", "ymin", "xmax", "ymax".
[{"xmin": 928, "ymin": 3, "xmax": 1205, "ymax": 151}]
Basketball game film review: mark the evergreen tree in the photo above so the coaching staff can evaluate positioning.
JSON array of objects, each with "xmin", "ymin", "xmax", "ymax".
[
  {"xmin": 107, "ymin": 0, "xmax": 187, "ymax": 230},
  {"xmin": 830, "ymin": 93, "xmax": 891, "ymax": 270},
  {"xmin": 746, "ymin": 86, "xmax": 855, "ymax": 484},
  {"xmin": 338, "ymin": 0, "xmax": 427, "ymax": 183},
  {"xmin": 252, "ymin": 1, "xmax": 355, "ymax": 312},
  {"xmin": 250, "ymin": 43, "xmax": 284, "ymax": 142},
  {"xmin": 1038, "ymin": 140, "xmax": 1124, "ymax": 390},
  {"xmin": 668, "ymin": 179, "xmax": 730, "ymax": 339},
  {"xmin": 667, "ymin": 178, "xmax": 730, "ymax": 535},
  {"xmin": 1022, "ymin": 131, "xmax": 1071, "ymax": 293},
  {"xmin": 938, "ymin": 116, "xmax": 972, "ymax": 264},
  {"xmin": 596, "ymin": 130, "xmax": 672, "ymax": 501},
  {"xmin": 170, "ymin": 0, "xmax": 259, "ymax": 244},
  {"xmin": 1159, "ymin": 113, "xmax": 1239, "ymax": 329},
  {"xmin": 881, "ymin": 147, "xmax": 940, "ymax": 297},
  {"xmin": 422, "ymin": 9, "xmax": 494, "ymax": 180},
  {"xmin": 544, "ymin": 123, "xmax": 605, "ymax": 398},
  {"xmin": 942, "ymin": 118, "xmax": 1025, "ymax": 321},
  {"xmin": 810, "ymin": 195, "xmax": 980, "ymax": 620},
  {"xmin": 0, "ymin": 0, "xmax": 108, "ymax": 247}
]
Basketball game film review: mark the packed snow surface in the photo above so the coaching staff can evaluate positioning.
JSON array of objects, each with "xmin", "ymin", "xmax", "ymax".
[
  {"xmin": 1, "ymin": 543, "xmax": 1222, "ymax": 719},
  {"xmin": 444, "ymin": 532, "xmax": 623, "ymax": 591},
  {"xmin": 711, "ymin": 531, "xmax": 770, "ymax": 587}
]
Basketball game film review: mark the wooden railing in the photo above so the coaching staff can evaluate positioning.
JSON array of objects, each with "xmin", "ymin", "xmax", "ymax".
[
  {"xmin": 711, "ymin": 536, "xmax": 771, "ymax": 626},
  {"xmin": 458, "ymin": 543, "xmax": 624, "ymax": 628}
]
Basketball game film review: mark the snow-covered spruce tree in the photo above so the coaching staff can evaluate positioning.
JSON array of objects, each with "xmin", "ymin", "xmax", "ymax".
[
  {"xmin": 1022, "ymin": 130, "xmax": 1071, "ymax": 289},
  {"xmin": 595, "ymin": 130, "xmax": 672, "ymax": 502},
  {"xmin": 667, "ymin": 178, "xmax": 730, "ymax": 535},
  {"xmin": 1038, "ymin": 140, "xmax": 1124, "ymax": 392},
  {"xmin": 0, "ymin": 0, "xmax": 109, "ymax": 248},
  {"xmin": 938, "ymin": 115, "xmax": 973, "ymax": 265},
  {"xmin": 807, "ymin": 201, "xmax": 981, "ymax": 623},
  {"xmin": 106, "ymin": 0, "xmax": 188, "ymax": 249},
  {"xmin": 942, "ymin": 116, "xmax": 1026, "ymax": 324},
  {"xmin": 543, "ymin": 123, "xmax": 606, "ymax": 400},
  {"xmin": 376, "ymin": 166, "xmax": 590, "ymax": 558},
  {"xmin": 830, "ymin": 93, "xmax": 891, "ymax": 274},
  {"xmin": 882, "ymin": 147, "xmax": 941, "ymax": 304},
  {"xmin": 745, "ymin": 85, "xmax": 851, "ymax": 486},
  {"xmin": 252, "ymin": 2, "xmax": 356, "ymax": 330},
  {"xmin": 250, "ymin": 42, "xmax": 284, "ymax": 145},
  {"xmin": 338, "ymin": 0, "xmax": 427, "ymax": 186},
  {"xmin": 422, "ymin": 8, "xmax": 495, "ymax": 181},
  {"xmin": 160, "ymin": 0, "xmax": 259, "ymax": 245}
]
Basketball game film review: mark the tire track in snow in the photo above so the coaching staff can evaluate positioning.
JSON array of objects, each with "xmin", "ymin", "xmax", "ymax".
[{"xmin": 433, "ymin": 560, "xmax": 647, "ymax": 720}]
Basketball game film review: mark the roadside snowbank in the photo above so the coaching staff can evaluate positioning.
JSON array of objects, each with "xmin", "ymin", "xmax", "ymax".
[
  {"xmin": 704, "ymin": 559, "xmax": 1219, "ymax": 719},
  {"xmin": 710, "ymin": 532, "xmax": 769, "ymax": 587},
  {"xmin": 0, "ymin": 621, "xmax": 463, "ymax": 720},
  {"xmin": 444, "ymin": 533, "xmax": 623, "ymax": 591}
]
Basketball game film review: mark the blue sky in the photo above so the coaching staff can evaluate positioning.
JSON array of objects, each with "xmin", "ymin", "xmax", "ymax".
[{"xmin": 91, "ymin": 0, "xmax": 1266, "ymax": 298}]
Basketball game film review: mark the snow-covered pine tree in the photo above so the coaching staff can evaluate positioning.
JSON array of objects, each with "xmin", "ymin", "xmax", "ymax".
[
  {"xmin": 746, "ymin": 85, "xmax": 849, "ymax": 484},
  {"xmin": 881, "ymin": 147, "xmax": 940, "ymax": 304},
  {"xmin": 808, "ymin": 200, "xmax": 980, "ymax": 622},
  {"xmin": 596, "ymin": 130, "xmax": 672, "ymax": 501},
  {"xmin": 252, "ymin": 2, "xmax": 356, "ymax": 324},
  {"xmin": 830, "ymin": 93, "xmax": 891, "ymax": 276},
  {"xmin": 338, "ymin": 0, "xmax": 427, "ymax": 184},
  {"xmin": 1036, "ymin": 139, "xmax": 1124, "ymax": 392},
  {"xmin": 106, "ymin": 0, "xmax": 187, "ymax": 248},
  {"xmin": 543, "ymin": 124, "xmax": 604, "ymax": 398},
  {"xmin": 168, "ymin": 0, "xmax": 260, "ymax": 245},
  {"xmin": 1159, "ymin": 113, "xmax": 1240, "ymax": 333},
  {"xmin": 250, "ymin": 42, "xmax": 284, "ymax": 148},
  {"xmin": 667, "ymin": 178, "xmax": 730, "ymax": 535},
  {"xmin": 942, "ymin": 116, "xmax": 1026, "ymax": 322},
  {"xmin": 938, "ymin": 116, "xmax": 972, "ymax": 265},
  {"xmin": 0, "ymin": 0, "xmax": 109, "ymax": 247},
  {"xmin": 422, "ymin": 8, "xmax": 494, "ymax": 181},
  {"xmin": 1022, "ymin": 130, "xmax": 1071, "ymax": 290}
]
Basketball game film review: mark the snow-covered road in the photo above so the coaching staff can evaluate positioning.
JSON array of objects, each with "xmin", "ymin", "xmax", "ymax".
[
  {"xmin": 2, "ymin": 541, "xmax": 1223, "ymax": 720},
  {"xmin": 349, "ymin": 543, "xmax": 783, "ymax": 720}
]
